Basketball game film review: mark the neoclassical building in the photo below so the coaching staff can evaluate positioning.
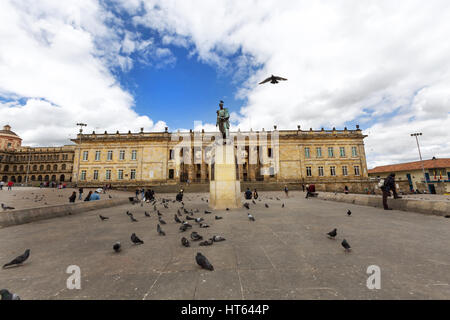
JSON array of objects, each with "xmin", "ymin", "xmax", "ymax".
[
  {"xmin": 72, "ymin": 125, "xmax": 370, "ymax": 192},
  {"xmin": 0, "ymin": 125, "xmax": 75, "ymax": 184}
]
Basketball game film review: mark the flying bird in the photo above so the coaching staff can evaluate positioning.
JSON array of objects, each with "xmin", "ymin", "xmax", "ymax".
[
  {"xmin": 248, "ymin": 213, "xmax": 255, "ymax": 221},
  {"xmin": 259, "ymin": 75, "xmax": 288, "ymax": 85},
  {"xmin": 113, "ymin": 242, "xmax": 121, "ymax": 253},
  {"xmin": 99, "ymin": 215, "xmax": 109, "ymax": 221},
  {"xmin": 131, "ymin": 233, "xmax": 144, "ymax": 244},
  {"xmin": 196, "ymin": 252, "xmax": 214, "ymax": 271},
  {"xmin": 3, "ymin": 249, "xmax": 30, "ymax": 268},
  {"xmin": 327, "ymin": 228, "xmax": 337, "ymax": 239},
  {"xmin": 0, "ymin": 289, "xmax": 20, "ymax": 300},
  {"xmin": 181, "ymin": 237, "xmax": 190, "ymax": 247},
  {"xmin": 341, "ymin": 239, "xmax": 351, "ymax": 252}
]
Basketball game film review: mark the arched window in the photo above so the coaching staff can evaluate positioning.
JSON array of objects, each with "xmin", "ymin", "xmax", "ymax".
[
  {"xmin": 46, "ymin": 164, "xmax": 51, "ymax": 171},
  {"xmin": 60, "ymin": 174, "xmax": 65, "ymax": 182},
  {"xmin": 44, "ymin": 175, "xmax": 49, "ymax": 181},
  {"xmin": 40, "ymin": 165, "xmax": 44, "ymax": 171},
  {"xmin": 17, "ymin": 176, "xmax": 22, "ymax": 183},
  {"xmin": 62, "ymin": 164, "xmax": 66, "ymax": 170},
  {"xmin": 31, "ymin": 175, "xmax": 36, "ymax": 181},
  {"xmin": 51, "ymin": 175, "xmax": 56, "ymax": 181},
  {"xmin": 53, "ymin": 164, "xmax": 58, "ymax": 171},
  {"xmin": 33, "ymin": 165, "xmax": 37, "ymax": 171},
  {"xmin": 4, "ymin": 165, "xmax": 8, "ymax": 172},
  {"xmin": 11, "ymin": 176, "xmax": 16, "ymax": 182},
  {"xmin": 38, "ymin": 175, "xmax": 42, "ymax": 181},
  {"xmin": 2, "ymin": 175, "xmax": 8, "ymax": 182},
  {"xmin": 19, "ymin": 165, "xmax": 24, "ymax": 172},
  {"xmin": 13, "ymin": 165, "xmax": 17, "ymax": 171}
]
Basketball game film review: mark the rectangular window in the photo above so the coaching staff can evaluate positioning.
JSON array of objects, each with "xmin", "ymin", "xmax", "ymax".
[
  {"xmin": 130, "ymin": 169, "xmax": 136, "ymax": 180},
  {"xmin": 81, "ymin": 170, "xmax": 86, "ymax": 180},
  {"xmin": 82, "ymin": 151, "xmax": 88, "ymax": 161},
  {"xmin": 305, "ymin": 147, "xmax": 310, "ymax": 158},
  {"xmin": 107, "ymin": 150, "xmax": 113, "ymax": 161},
  {"xmin": 119, "ymin": 150, "xmax": 125, "ymax": 160},
  {"xmin": 330, "ymin": 166, "xmax": 336, "ymax": 176},
  {"xmin": 268, "ymin": 148, "xmax": 273, "ymax": 158},
  {"xmin": 95, "ymin": 151, "xmax": 101, "ymax": 161},
  {"xmin": 352, "ymin": 146, "xmax": 358, "ymax": 157},
  {"xmin": 118, "ymin": 169, "xmax": 123, "ymax": 180},
  {"xmin": 306, "ymin": 166, "xmax": 312, "ymax": 177},
  {"xmin": 318, "ymin": 166, "xmax": 324, "ymax": 176},
  {"xmin": 169, "ymin": 149, "xmax": 174, "ymax": 160},
  {"xmin": 316, "ymin": 147, "xmax": 322, "ymax": 158},
  {"xmin": 93, "ymin": 170, "xmax": 98, "ymax": 180},
  {"xmin": 354, "ymin": 166, "xmax": 360, "ymax": 176},
  {"xmin": 169, "ymin": 169, "xmax": 174, "ymax": 179},
  {"xmin": 328, "ymin": 147, "xmax": 334, "ymax": 158},
  {"xmin": 342, "ymin": 166, "xmax": 348, "ymax": 176},
  {"xmin": 105, "ymin": 170, "xmax": 111, "ymax": 180},
  {"xmin": 131, "ymin": 150, "xmax": 137, "ymax": 160},
  {"xmin": 340, "ymin": 147, "xmax": 345, "ymax": 157}
]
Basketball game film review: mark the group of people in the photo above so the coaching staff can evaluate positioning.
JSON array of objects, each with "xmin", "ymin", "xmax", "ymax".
[
  {"xmin": 135, "ymin": 188, "xmax": 155, "ymax": 202},
  {"xmin": 69, "ymin": 188, "xmax": 101, "ymax": 203},
  {"xmin": 0, "ymin": 181, "xmax": 14, "ymax": 190},
  {"xmin": 244, "ymin": 188, "xmax": 259, "ymax": 200}
]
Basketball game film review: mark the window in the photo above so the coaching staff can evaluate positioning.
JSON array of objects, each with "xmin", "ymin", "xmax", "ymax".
[
  {"xmin": 118, "ymin": 169, "xmax": 123, "ymax": 180},
  {"xmin": 62, "ymin": 164, "xmax": 66, "ymax": 170},
  {"xmin": 107, "ymin": 150, "xmax": 113, "ymax": 161},
  {"xmin": 93, "ymin": 170, "xmax": 99, "ymax": 180},
  {"xmin": 305, "ymin": 147, "xmax": 310, "ymax": 158},
  {"xmin": 131, "ymin": 150, "xmax": 137, "ymax": 160},
  {"xmin": 169, "ymin": 169, "xmax": 174, "ymax": 179},
  {"xmin": 130, "ymin": 169, "xmax": 136, "ymax": 180},
  {"xmin": 81, "ymin": 170, "xmax": 86, "ymax": 181},
  {"xmin": 330, "ymin": 166, "xmax": 336, "ymax": 176},
  {"xmin": 119, "ymin": 150, "xmax": 125, "ymax": 160},
  {"xmin": 105, "ymin": 170, "xmax": 111, "ymax": 180},
  {"xmin": 316, "ymin": 147, "xmax": 322, "ymax": 158},
  {"xmin": 46, "ymin": 164, "xmax": 51, "ymax": 171},
  {"xmin": 268, "ymin": 148, "xmax": 273, "ymax": 158},
  {"xmin": 318, "ymin": 166, "xmax": 324, "ymax": 176},
  {"xmin": 95, "ymin": 151, "xmax": 101, "ymax": 161},
  {"xmin": 352, "ymin": 146, "xmax": 358, "ymax": 157},
  {"xmin": 169, "ymin": 149, "xmax": 174, "ymax": 160},
  {"xmin": 342, "ymin": 166, "xmax": 348, "ymax": 176},
  {"xmin": 269, "ymin": 167, "xmax": 275, "ymax": 177},
  {"xmin": 328, "ymin": 147, "xmax": 334, "ymax": 157},
  {"xmin": 82, "ymin": 151, "xmax": 88, "ymax": 161},
  {"xmin": 354, "ymin": 166, "xmax": 360, "ymax": 176},
  {"xmin": 306, "ymin": 166, "xmax": 312, "ymax": 177},
  {"xmin": 340, "ymin": 147, "xmax": 345, "ymax": 157}
]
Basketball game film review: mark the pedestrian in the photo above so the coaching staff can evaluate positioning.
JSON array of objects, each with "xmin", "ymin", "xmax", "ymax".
[
  {"xmin": 78, "ymin": 187, "xmax": 84, "ymax": 200},
  {"xmin": 0, "ymin": 180, "xmax": 4, "ymax": 190},
  {"xmin": 253, "ymin": 188, "xmax": 259, "ymax": 200},
  {"xmin": 7, "ymin": 180, "xmax": 13, "ymax": 190},
  {"xmin": 84, "ymin": 191, "xmax": 93, "ymax": 201},
  {"xmin": 344, "ymin": 185, "xmax": 349, "ymax": 194},
  {"xmin": 302, "ymin": 184, "xmax": 305, "ymax": 192},
  {"xmin": 176, "ymin": 189, "xmax": 183, "ymax": 202},
  {"xmin": 284, "ymin": 185, "xmax": 289, "ymax": 198},
  {"xmin": 245, "ymin": 188, "xmax": 252, "ymax": 200},
  {"xmin": 135, "ymin": 189, "xmax": 139, "ymax": 200},
  {"xmin": 69, "ymin": 191, "xmax": 76, "ymax": 203},
  {"xmin": 380, "ymin": 173, "xmax": 402, "ymax": 210}
]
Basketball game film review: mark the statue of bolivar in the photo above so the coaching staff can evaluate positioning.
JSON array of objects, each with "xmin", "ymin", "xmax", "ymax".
[{"xmin": 216, "ymin": 100, "xmax": 230, "ymax": 141}]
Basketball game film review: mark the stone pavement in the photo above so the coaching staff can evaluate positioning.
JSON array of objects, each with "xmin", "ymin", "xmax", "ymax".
[
  {"xmin": 0, "ymin": 191, "xmax": 449, "ymax": 300},
  {"xmin": 0, "ymin": 187, "xmax": 132, "ymax": 211}
]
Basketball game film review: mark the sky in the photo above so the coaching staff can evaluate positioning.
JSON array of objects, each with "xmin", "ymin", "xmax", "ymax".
[{"xmin": 0, "ymin": 0, "xmax": 449, "ymax": 169}]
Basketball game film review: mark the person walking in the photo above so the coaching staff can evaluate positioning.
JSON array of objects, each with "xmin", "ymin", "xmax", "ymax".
[
  {"xmin": 69, "ymin": 191, "xmax": 76, "ymax": 203},
  {"xmin": 381, "ymin": 173, "xmax": 402, "ymax": 210},
  {"xmin": 344, "ymin": 185, "xmax": 349, "ymax": 194},
  {"xmin": 0, "ymin": 180, "xmax": 4, "ymax": 190},
  {"xmin": 7, "ymin": 180, "xmax": 13, "ymax": 190},
  {"xmin": 78, "ymin": 187, "xmax": 84, "ymax": 200},
  {"xmin": 284, "ymin": 185, "xmax": 289, "ymax": 198},
  {"xmin": 302, "ymin": 184, "xmax": 305, "ymax": 192}
]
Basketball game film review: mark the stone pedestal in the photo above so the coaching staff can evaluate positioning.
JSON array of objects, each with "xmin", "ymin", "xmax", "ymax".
[{"xmin": 209, "ymin": 143, "xmax": 241, "ymax": 210}]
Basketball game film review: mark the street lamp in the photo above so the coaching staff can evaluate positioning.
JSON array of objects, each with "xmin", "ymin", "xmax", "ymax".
[
  {"xmin": 75, "ymin": 123, "xmax": 87, "ymax": 186},
  {"xmin": 410, "ymin": 133, "xmax": 428, "ymax": 193}
]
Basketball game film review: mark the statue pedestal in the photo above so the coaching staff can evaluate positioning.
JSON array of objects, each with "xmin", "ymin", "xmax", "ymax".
[{"xmin": 209, "ymin": 143, "xmax": 241, "ymax": 210}]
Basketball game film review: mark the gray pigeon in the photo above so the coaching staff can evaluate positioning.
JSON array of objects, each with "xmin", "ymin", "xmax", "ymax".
[
  {"xmin": 327, "ymin": 228, "xmax": 337, "ymax": 239},
  {"xmin": 144, "ymin": 211, "xmax": 150, "ymax": 217},
  {"xmin": 200, "ymin": 223, "xmax": 210, "ymax": 228},
  {"xmin": 341, "ymin": 239, "xmax": 351, "ymax": 251},
  {"xmin": 174, "ymin": 214, "xmax": 182, "ymax": 223},
  {"xmin": 157, "ymin": 224, "xmax": 166, "ymax": 236},
  {"xmin": 99, "ymin": 215, "xmax": 109, "ymax": 221},
  {"xmin": 199, "ymin": 239, "xmax": 214, "ymax": 246},
  {"xmin": 252, "ymin": 200, "xmax": 256, "ymax": 204},
  {"xmin": 196, "ymin": 252, "xmax": 214, "ymax": 271},
  {"xmin": 191, "ymin": 232, "xmax": 203, "ymax": 241},
  {"xmin": 215, "ymin": 216, "xmax": 223, "ymax": 220},
  {"xmin": 113, "ymin": 242, "xmax": 121, "ymax": 252},
  {"xmin": 243, "ymin": 203, "xmax": 250, "ymax": 210},
  {"xmin": 282, "ymin": 203, "xmax": 285, "ymax": 208},
  {"xmin": 195, "ymin": 217, "xmax": 204, "ymax": 223},
  {"xmin": 347, "ymin": 210, "xmax": 352, "ymax": 216},
  {"xmin": 204, "ymin": 210, "xmax": 212, "ymax": 214},
  {"xmin": 3, "ymin": 249, "xmax": 30, "ymax": 268},
  {"xmin": 181, "ymin": 237, "xmax": 190, "ymax": 247},
  {"xmin": 248, "ymin": 213, "xmax": 255, "ymax": 221},
  {"xmin": 0, "ymin": 289, "xmax": 20, "ymax": 300},
  {"xmin": 265, "ymin": 203, "xmax": 269, "ymax": 208},
  {"xmin": 158, "ymin": 217, "xmax": 166, "ymax": 224},
  {"xmin": 131, "ymin": 233, "xmax": 144, "ymax": 244},
  {"xmin": 211, "ymin": 235, "xmax": 226, "ymax": 242},
  {"xmin": 130, "ymin": 215, "xmax": 138, "ymax": 222},
  {"xmin": 1, "ymin": 204, "xmax": 15, "ymax": 210}
]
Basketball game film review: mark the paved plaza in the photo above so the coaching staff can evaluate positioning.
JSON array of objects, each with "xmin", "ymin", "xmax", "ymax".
[{"xmin": 0, "ymin": 190, "xmax": 449, "ymax": 300}]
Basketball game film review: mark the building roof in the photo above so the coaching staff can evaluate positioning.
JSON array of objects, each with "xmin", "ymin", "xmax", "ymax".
[
  {"xmin": 0, "ymin": 124, "xmax": 20, "ymax": 138},
  {"xmin": 368, "ymin": 158, "xmax": 450, "ymax": 174}
]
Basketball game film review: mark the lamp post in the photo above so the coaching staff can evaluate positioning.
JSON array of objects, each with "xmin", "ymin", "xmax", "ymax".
[
  {"xmin": 24, "ymin": 148, "xmax": 32, "ymax": 186},
  {"xmin": 410, "ymin": 133, "xmax": 428, "ymax": 192},
  {"xmin": 75, "ymin": 123, "xmax": 87, "ymax": 186}
]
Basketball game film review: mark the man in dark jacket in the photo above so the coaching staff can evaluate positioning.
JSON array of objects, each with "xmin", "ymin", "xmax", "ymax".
[
  {"xmin": 381, "ymin": 173, "xmax": 402, "ymax": 210},
  {"xmin": 245, "ymin": 188, "xmax": 252, "ymax": 200}
]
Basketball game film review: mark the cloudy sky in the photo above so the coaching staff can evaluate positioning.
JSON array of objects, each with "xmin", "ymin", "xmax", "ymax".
[{"xmin": 1, "ymin": 0, "xmax": 449, "ymax": 168}]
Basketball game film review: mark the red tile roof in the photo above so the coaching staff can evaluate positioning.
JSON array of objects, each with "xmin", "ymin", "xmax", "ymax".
[{"xmin": 368, "ymin": 158, "xmax": 450, "ymax": 174}]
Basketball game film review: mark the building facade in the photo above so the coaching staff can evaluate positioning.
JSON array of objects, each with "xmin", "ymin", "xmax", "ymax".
[{"xmin": 368, "ymin": 157, "xmax": 450, "ymax": 194}]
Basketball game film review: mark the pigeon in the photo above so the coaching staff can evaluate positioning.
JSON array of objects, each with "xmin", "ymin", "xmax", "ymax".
[
  {"xmin": 282, "ymin": 203, "xmax": 285, "ymax": 208},
  {"xmin": 199, "ymin": 239, "xmax": 214, "ymax": 246},
  {"xmin": 131, "ymin": 233, "xmax": 144, "ymax": 244},
  {"xmin": 1, "ymin": 203, "xmax": 15, "ymax": 210},
  {"xmin": 215, "ymin": 216, "xmax": 223, "ymax": 220},
  {"xmin": 191, "ymin": 232, "xmax": 203, "ymax": 241},
  {"xmin": 265, "ymin": 203, "xmax": 269, "ymax": 208},
  {"xmin": 186, "ymin": 215, "xmax": 195, "ymax": 221},
  {"xmin": 445, "ymin": 215, "xmax": 450, "ymax": 218},
  {"xmin": 341, "ymin": 239, "xmax": 351, "ymax": 252},
  {"xmin": 183, "ymin": 208, "xmax": 189, "ymax": 214},
  {"xmin": 181, "ymin": 237, "xmax": 190, "ymax": 247},
  {"xmin": 226, "ymin": 208, "xmax": 230, "ymax": 211},
  {"xmin": 157, "ymin": 224, "xmax": 166, "ymax": 236},
  {"xmin": 157, "ymin": 210, "xmax": 163, "ymax": 216},
  {"xmin": 108, "ymin": 195, "xmax": 112, "ymax": 199},
  {"xmin": 276, "ymin": 197, "xmax": 280, "ymax": 200},
  {"xmin": 204, "ymin": 210, "xmax": 212, "ymax": 214},
  {"xmin": 199, "ymin": 223, "xmax": 210, "ymax": 228},
  {"xmin": 113, "ymin": 242, "xmax": 121, "ymax": 252},
  {"xmin": 248, "ymin": 213, "xmax": 255, "ymax": 221},
  {"xmin": 99, "ymin": 215, "xmax": 109, "ymax": 221},
  {"xmin": 158, "ymin": 217, "xmax": 166, "ymax": 224},
  {"xmin": 259, "ymin": 74, "xmax": 288, "ymax": 84},
  {"xmin": 130, "ymin": 215, "xmax": 138, "ymax": 222},
  {"xmin": 347, "ymin": 210, "xmax": 352, "ymax": 216},
  {"xmin": 194, "ymin": 217, "xmax": 204, "ymax": 223},
  {"xmin": 211, "ymin": 235, "xmax": 226, "ymax": 242},
  {"xmin": 327, "ymin": 228, "xmax": 337, "ymax": 239},
  {"xmin": 144, "ymin": 211, "xmax": 150, "ymax": 217},
  {"xmin": 243, "ymin": 203, "xmax": 250, "ymax": 210},
  {"xmin": 174, "ymin": 214, "xmax": 182, "ymax": 223},
  {"xmin": 252, "ymin": 200, "xmax": 256, "ymax": 204},
  {"xmin": 0, "ymin": 289, "xmax": 20, "ymax": 300},
  {"xmin": 126, "ymin": 211, "xmax": 132, "ymax": 216},
  {"xmin": 179, "ymin": 224, "xmax": 190, "ymax": 232},
  {"xmin": 177, "ymin": 209, "xmax": 183, "ymax": 216},
  {"xmin": 196, "ymin": 252, "xmax": 214, "ymax": 271},
  {"xmin": 3, "ymin": 249, "xmax": 30, "ymax": 268}
]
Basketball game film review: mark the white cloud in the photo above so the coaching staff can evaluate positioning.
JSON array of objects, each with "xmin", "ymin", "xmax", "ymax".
[{"xmin": 115, "ymin": 0, "xmax": 450, "ymax": 167}]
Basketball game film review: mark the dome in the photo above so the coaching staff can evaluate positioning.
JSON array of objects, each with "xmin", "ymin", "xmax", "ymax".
[{"xmin": 0, "ymin": 125, "xmax": 19, "ymax": 137}]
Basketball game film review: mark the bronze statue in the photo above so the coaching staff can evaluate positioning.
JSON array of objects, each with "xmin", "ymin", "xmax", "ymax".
[{"xmin": 216, "ymin": 100, "xmax": 230, "ymax": 140}]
